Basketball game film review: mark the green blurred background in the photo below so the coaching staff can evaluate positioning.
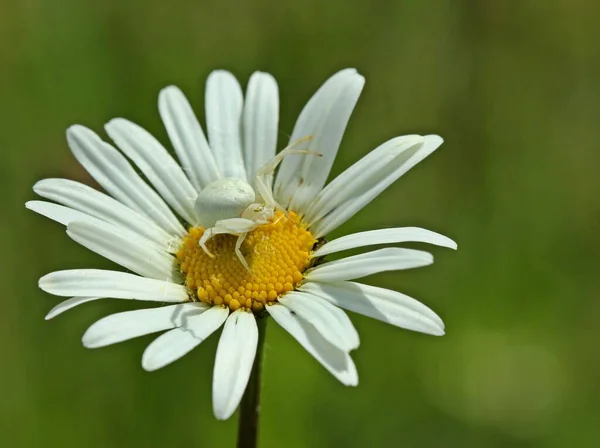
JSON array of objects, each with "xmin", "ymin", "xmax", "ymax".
[{"xmin": 1, "ymin": 0, "xmax": 599, "ymax": 446}]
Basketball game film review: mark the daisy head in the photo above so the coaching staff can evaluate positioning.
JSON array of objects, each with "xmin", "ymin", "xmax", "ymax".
[{"xmin": 28, "ymin": 68, "xmax": 456, "ymax": 420}]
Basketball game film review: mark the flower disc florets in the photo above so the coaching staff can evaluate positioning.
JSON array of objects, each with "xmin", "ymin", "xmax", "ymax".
[{"xmin": 177, "ymin": 211, "xmax": 315, "ymax": 313}]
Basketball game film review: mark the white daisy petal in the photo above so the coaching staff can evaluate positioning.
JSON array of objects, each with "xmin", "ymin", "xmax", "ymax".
[
  {"xmin": 242, "ymin": 71, "xmax": 279, "ymax": 183},
  {"xmin": 66, "ymin": 125, "xmax": 186, "ymax": 237},
  {"xmin": 39, "ymin": 269, "xmax": 188, "ymax": 301},
  {"xmin": 274, "ymin": 69, "xmax": 365, "ymax": 212},
  {"xmin": 205, "ymin": 71, "xmax": 246, "ymax": 180},
  {"xmin": 300, "ymin": 281, "xmax": 445, "ymax": 336},
  {"xmin": 158, "ymin": 85, "xmax": 220, "ymax": 189},
  {"xmin": 142, "ymin": 306, "xmax": 229, "ymax": 371},
  {"xmin": 66, "ymin": 221, "xmax": 176, "ymax": 280},
  {"xmin": 274, "ymin": 69, "xmax": 356, "ymax": 206},
  {"xmin": 312, "ymin": 227, "xmax": 457, "ymax": 258},
  {"xmin": 311, "ymin": 135, "xmax": 443, "ymax": 237},
  {"xmin": 305, "ymin": 248, "xmax": 434, "ymax": 283},
  {"xmin": 32, "ymin": 178, "xmax": 172, "ymax": 250},
  {"xmin": 27, "ymin": 201, "xmax": 175, "ymax": 256},
  {"xmin": 45, "ymin": 297, "xmax": 102, "ymax": 320},
  {"xmin": 26, "ymin": 200, "xmax": 103, "ymax": 227},
  {"xmin": 213, "ymin": 310, "xmax": 258, "ymax": 420},
  {"xmin": 304, "ymin": 135, "xmax": 423, "ymax": 225},
  {"xmin": 83, "ymin": 303, "xmax": 208, "ymax": 348},
  {"xmin": 278, "ymin": 291, "xmax": 359, "ymax": 351},
  {"xmin": 105, "ymin": 118, "xmax": 199, "ymax": 224},
  {"xmin": 267, "ymin": 304, "xmax": 358, "ymax": 386}
]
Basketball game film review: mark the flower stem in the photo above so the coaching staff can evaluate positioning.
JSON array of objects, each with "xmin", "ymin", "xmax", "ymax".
[{"xmin": 237, "ymin": 315, "xmax": 267, "ymax": 448}]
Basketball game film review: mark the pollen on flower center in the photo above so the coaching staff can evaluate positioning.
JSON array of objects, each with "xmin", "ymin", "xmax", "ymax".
[{"xmin": 177, "ymin": 211, "xmax": 316, "ymax": 313}]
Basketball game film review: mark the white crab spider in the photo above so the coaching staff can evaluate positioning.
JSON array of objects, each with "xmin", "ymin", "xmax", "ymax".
[{"xmin": 195, "ymin": 138, "xmax": 317, "ymax": 272}]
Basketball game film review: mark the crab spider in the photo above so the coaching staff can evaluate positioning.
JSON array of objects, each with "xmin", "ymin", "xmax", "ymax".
[{"xmin": 195, "ymin": 137, "xmax": 317, "ymax": 272}]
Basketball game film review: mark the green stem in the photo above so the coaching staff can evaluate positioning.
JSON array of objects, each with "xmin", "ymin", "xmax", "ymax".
[{"xmin": 237, "ymin": 316, "xmax": 267, "ymax": 448}]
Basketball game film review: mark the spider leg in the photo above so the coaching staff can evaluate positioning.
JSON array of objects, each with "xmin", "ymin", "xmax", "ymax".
[
  {"xmin": 198, "ymin": 218, "xmax": 258, "ymax": 270},
  {"xmin": 199, "ymin": 228, "xmax": 216, "ymax": 258},
  {"xmin": 235, "ymin": 233, "xmax": 251, "ymax": 273},
  {"xmin": 254, "ymin": 136, "xmax": 321, "ymax": 208}
]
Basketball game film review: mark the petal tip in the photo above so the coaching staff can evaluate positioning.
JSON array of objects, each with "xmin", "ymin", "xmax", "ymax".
[
  {"xmin": 424, "ymin": 133, "xmax": 444, "ymax": 142},
  {"xmin": 141, "ymin": 357, "xmax": 158, "ymax": 372},
  {"xmin": 250, "ymin": 70, "xmax": 275, "ymax": 82},
  {"xmin": 38, "ymin": 275, "xmax": 49, "ymax": 290},
  {"xmin": 422, "ymin": 134, "xmax": 444, "ymax": 151},
  {"xmin": 31, "ymin": 179, "xmax": 47, "ymax": 194},
  {"xmin": 161, "ymin": 84, "xmax": 180, "ymax": 93},
  {"xmin": 209, "ymin": 69, "xmax": 233, "ymax": 77},
  {"xmin": 207, "ymin": 70, "xmax": 239, "ymax": 87},
  {"xmin": 66, "ymin": 124, "xmax": 87, "ymax": 136},
  {"xmin": 213, "ymin": 411, "xmax": 230, "ymax": 421},
  {"xmin": 429, "ymin": 322, "xmax": 446, "ymax": 336},
  {"xmin": 104, "ymin": 117, "xmax": 123, "ymax": 130},
  {"xmin": 81, "ymin": 326, "xmax": 101, "ymax": 348},
  {"xmin": 158, "ymin": 85, "xmax": 183, "ymax": 103},
  {"xmin": 344, "ymin": 373, "xmax": 359, "ymax": 387},
  {"xmin": 212, "ymin": 401, "xmax": 235, "ymax": 421}
]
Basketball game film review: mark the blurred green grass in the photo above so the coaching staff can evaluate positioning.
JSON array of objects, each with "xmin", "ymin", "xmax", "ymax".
[{"xmin": 1, "ymin": 0, "xmax": 599, "ymax": 446}]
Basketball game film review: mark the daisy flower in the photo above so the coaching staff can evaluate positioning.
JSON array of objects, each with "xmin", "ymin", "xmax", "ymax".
[{"xmin": 28, "ymin": 68, "xmax": 456, "ymax": 421}]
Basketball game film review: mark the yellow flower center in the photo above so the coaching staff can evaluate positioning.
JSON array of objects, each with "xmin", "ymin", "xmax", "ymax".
[{"xmin": 177, "ymin": 211, "xmax": 316, "ymax": 313}]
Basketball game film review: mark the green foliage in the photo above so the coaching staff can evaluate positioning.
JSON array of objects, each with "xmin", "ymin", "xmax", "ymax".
[{"xmin": 1, "ymin": 0, "xmax": 598, "ymax": 446}]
